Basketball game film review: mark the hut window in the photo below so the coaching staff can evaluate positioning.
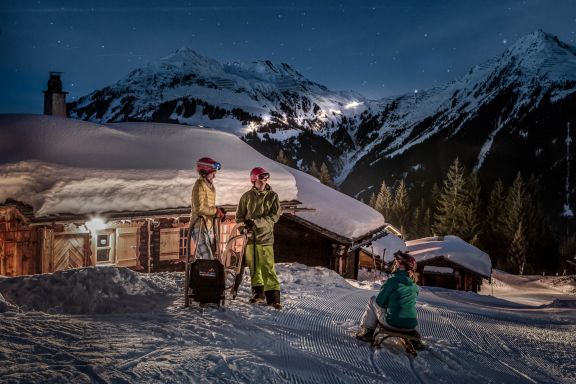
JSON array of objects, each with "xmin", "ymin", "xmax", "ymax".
[{"xmin": 95, "ymin": 230, "xmax": 115, "ymax": 263}]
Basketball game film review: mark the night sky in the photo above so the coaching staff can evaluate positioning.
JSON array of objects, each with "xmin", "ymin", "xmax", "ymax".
[{"xmin": 1, "ymin": 0, "xmax": 575, "ymax": 114}]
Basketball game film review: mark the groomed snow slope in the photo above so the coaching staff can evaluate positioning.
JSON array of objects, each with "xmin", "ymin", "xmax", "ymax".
[{"xmin": 1, "ymin": 265, "xmax": 574, "ymax": 383}]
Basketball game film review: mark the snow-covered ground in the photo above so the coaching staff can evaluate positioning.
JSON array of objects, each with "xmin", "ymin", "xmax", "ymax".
[{"xmin": 1, "ymin": 264, "xmax": 574, "ymax": 383}]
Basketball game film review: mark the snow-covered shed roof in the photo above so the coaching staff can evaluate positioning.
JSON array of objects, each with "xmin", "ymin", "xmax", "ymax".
[
  {"xmin": 0, "ymin": 114, "xmax": 384, "ymax": 241},
  {"xmin": 405, "ymin": 235, "xmax": 492, "ymax": 278},
  {"xmin": 361, "ymin": 233, "xmax": 406, "ymax": 262}
]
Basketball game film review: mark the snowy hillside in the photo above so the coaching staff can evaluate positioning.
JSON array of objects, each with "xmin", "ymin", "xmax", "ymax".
[
  {"xmin": 1, "ymin": 264, "xmax": 574, "ymax": 383},
  {"xmin": 67, "ymin": 31, "xmax": 576, "ymax": 223},
  {"xmin": 68, "ymin": 47, "xmax": 366, "ymax": 137}
]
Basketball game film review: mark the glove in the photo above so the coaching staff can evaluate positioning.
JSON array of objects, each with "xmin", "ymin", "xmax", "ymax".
[
  {"xmin": 244, "ymin": 219, "xmax": 254, "ymax": 230},
  {"xmin": 216, "ymin": 207, "xmax": 226, "ymax": 219}
]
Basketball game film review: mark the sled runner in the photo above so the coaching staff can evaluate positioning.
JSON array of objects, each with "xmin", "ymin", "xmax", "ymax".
[
  {"xmin": 372, "ymin": 322, "xmax": 425, "ymax": 357},
  {"xmin": 185, "ymin": 219, "xmax": 247, "ymax": 307},
  {"xmin": 220, "ymin": 223, "xmax": 249, "ymax": 299}
]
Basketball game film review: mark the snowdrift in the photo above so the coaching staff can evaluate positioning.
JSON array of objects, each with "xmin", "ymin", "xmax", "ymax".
[{"xmin": 0, "ymin": 267, "xmax": 171, "ymax": 314}]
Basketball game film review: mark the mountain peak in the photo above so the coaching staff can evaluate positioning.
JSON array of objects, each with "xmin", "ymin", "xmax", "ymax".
[{"xmin": 160, "ymin": 47, "xmax": 222, "ymax": 69}]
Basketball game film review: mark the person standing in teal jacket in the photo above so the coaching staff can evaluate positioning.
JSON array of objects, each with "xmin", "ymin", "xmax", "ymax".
[{"xmin": 356, "ymin": 251, "xmax": 422, "ymax": 344}]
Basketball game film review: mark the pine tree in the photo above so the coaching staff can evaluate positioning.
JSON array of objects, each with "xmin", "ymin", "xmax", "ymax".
[
  {"xmin": 373, "ymin": 180, "xmax": 393, "ymax": 218},
  {"xmin": 483, "ymin": 179, "xmax": 506, "ymax": 268},
  {"xmin": 508, "ymin": 221, "xmax": 529, "ymax": 275},
  {"xmin": 433, "ymin": 158, "xmax": 467, "ymax": 236},
  {"xmin": 319, "ymin": 162, "xmax": 334, "ymax": 187},
  {"xmin": 368, "ymin": 192, "xmax": 376, "ymax": 208},
  {"xmin": 499, "ymin": 173, "xmax": 525, "ymax": 247},
  {"xmin": 460, "ymin": 172, "xmax": 482, "ymax": 245},
  {"xmin": 309, "ymin": 161, "xmax": 321, "ymax": 179},
  {"xmin": 276, "ymin": 149, "xmax": 291, "ymax": 166},
  {"xmin": 391, "ymin": 179, "xmax": 410, "ymax": 230}
]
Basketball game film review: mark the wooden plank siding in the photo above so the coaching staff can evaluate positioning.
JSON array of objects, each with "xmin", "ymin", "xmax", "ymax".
[{"xmin": 0, "ymin": 206, "xmax": 41, "ymax": 276}]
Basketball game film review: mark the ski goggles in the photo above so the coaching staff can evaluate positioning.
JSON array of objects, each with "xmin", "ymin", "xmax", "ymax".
[
  {"xmin": 258, "ymin": 172, "xmax": 270, "ymax": 181},
  {"xmin": 211, "ymin": 162, "xmax": 222, "ymax": 171}
]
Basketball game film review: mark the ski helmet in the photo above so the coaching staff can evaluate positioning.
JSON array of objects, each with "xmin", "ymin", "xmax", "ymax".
[
  {"xmin": 196, "ymin": 157, "xmax": 221, "ymax": 176},
  {"xmin": 250, "ymin": 167, "xmax": 270, "ymax": 183},
  {"xmin": 393, "ymin": 251, "xmax": 417, "ymax": 271}
]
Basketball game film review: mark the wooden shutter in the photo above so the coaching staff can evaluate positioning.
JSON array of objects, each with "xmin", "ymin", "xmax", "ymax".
[
  {"xmin": 116, "ymin": 228, "xmax": 139, "ymax": 267},
  {"xmin": 159, "ymin": 228, "xmax": 180, "ymax": 260}
]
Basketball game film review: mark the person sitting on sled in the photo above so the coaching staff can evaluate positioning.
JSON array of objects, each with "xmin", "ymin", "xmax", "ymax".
[
  {"xmin": 355, "ymin": 251, "xmax": 424, "ymax": 349},
  {"xmin": 190, "ymin": 157, "xmax": 226, "ymax": 259},
  {"xmin": 235, "ymin": 167, "xmax": 282, "ymax": 309}
]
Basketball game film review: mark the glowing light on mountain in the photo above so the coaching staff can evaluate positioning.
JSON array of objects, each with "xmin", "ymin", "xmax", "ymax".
[{"xmin": 344, "ymin": 101, "xmax": 363, "ymax": 109}]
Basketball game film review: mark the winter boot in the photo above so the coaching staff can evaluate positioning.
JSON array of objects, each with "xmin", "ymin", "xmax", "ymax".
[
  {"xmin": 408, "ymin": 330, "xmax": 425, "ymax": 351},
  {"xmin": 265, "ymin": 290, "xmax": 282, "ymax": 309},
  {"xmin": 249, "ymin": 286, "xmax": 265, "ymax": 304},
  {"xmin": 355, "ymin": 327, "xmax": 374, "ymax": 342}
]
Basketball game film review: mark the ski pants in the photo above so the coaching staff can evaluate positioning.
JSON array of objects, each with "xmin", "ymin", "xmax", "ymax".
[
  {"xmin": 192, "ymin": 227, "xmax": 214, "ymax": 260},
  {"xmin": 359, "ymin": 296, "xmax": 414, "ymax": 332},
  {"xmin": 245, "ymin": 243, "xmax": 280, "ymax": 291}
]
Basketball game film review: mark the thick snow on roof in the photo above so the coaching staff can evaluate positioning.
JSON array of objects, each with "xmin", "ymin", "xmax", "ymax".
[
  {"xmin": 283, "ymin": 166, "xmax": 384, "ymax": 240},
  {"xmin": 361, "ymin": 233, "xmax": 406, "ymax": 262},
  {"xmin": 0, "ymin": 114, "xmax": 384, "ymax": 239},
  {"xmin": 405, "ymin": 235, "xmax": 492, "ymax": 278}
]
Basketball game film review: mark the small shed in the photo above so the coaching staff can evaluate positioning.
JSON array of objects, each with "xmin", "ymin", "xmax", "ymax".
[
  {"xmin": 405, "ymin": 235, "xmax": 492, "ymax": 292},
  {"xmin": 0, "ymin": 115, "xmax": 391, "ymax": 279},
  {"xmin": 359, "ymin": 226, "xmax": 405, "ymax": 271}
]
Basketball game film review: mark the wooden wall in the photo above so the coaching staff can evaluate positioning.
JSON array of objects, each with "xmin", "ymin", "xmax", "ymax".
[
  {"xmin": 0, "ymin": 207, "xmax": 41, "ymax": 276},
  {"xmin": 416, "ymin": 258, "xmax": 484, "ymax": 292}
]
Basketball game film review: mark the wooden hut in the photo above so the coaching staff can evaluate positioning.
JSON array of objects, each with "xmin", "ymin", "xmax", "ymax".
[
  {"xmin": 0, "ymin": 116, "xmax": 391, "ymax": 279},
  {"xmin": 405, "ymin": 235, "xmax": 492, "ymax": 292}
]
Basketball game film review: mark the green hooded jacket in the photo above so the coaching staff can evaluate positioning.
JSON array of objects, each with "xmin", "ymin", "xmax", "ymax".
[
  {"xmin": 375, "ymin": 270, "xmax": 419, "ymax": 329},
  {"xmin": 235, "ymin": 185, "xmax": 281, "ymax": 245}
]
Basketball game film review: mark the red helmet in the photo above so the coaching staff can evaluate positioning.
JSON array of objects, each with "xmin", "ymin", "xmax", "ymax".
[
  {"xmin": 394, "ymin": 251, "xmax": 417, "ymax": 271},
  {"xmin": 250, "ymin": 167, "xmax": 270, "ymax": 183},
  {"xmin": 196, "ymin": 157, "xmax": 221, "ymax": 176}
]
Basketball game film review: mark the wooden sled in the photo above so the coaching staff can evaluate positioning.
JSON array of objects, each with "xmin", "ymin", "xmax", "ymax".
[{"xmin": 372, "ymin": 323, "xmax": 424, "ymax": 357}]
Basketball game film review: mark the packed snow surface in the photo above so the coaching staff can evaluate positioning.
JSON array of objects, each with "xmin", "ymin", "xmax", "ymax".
[
  {"xmin": 1, "ymin": 264, "xmax": 574, "ymax": 383},
  {"xmin": 0, "ymin": 114, "xmax": 384, "ymax": 240}
]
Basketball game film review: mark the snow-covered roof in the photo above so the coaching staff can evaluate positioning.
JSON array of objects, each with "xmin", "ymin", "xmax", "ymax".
[
  {"xmin": 0, "ymin": 114, "xmax": 384, "ymax": 241},
  {"xmin": 361, "ymin": 233, "xmax": 406, "ymax": 262},
  {"xmin": 405, "ymin": 235, "xmax": 492, "ymax": 278}
]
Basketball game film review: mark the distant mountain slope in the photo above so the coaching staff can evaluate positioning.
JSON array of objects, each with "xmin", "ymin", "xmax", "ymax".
[{"xmin": 69, "ymin": 30, "xmax": 576, "ymax": 222}]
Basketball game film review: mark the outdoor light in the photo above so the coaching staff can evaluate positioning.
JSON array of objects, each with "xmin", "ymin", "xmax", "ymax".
[{"xmin": 85, "ymin": 217, "xmax": 106, "ymax": 233}]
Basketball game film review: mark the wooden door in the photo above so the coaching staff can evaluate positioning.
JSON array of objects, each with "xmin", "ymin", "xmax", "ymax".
[{"xmin": 53, "ymin": 233, "xmax": 90, "ymax": 272}]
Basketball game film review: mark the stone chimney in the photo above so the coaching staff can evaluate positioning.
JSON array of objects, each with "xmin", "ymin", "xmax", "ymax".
[{"xmin": 43, "ymin": 72, "xmax": 68, "ymax": 116}]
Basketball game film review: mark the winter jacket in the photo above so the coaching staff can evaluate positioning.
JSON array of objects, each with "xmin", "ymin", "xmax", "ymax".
[
  {"xmin": 375, "ymin": 270, "xmax": 419, "ymax": 329},
  {"xmin": 235, "ymin": 185, "xmax": 281, "ymax": 245},
  {"xmin": 190, "ymin": 177, "xmax": 217, "ymax": 230}
]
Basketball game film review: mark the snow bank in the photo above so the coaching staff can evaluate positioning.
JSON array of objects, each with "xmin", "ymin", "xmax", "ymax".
[
  {"xmin": 275, "ymin": 263, "xmax": 352, "ymax": 290},
  {"xmin": 0, "ymin": 267, "xmax": 171, "ymax": 314}
]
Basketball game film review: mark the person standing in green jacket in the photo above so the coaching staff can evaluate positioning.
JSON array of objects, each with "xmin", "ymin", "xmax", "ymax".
[
  {"xmin": 355, "ymin": 251, "xmax": 422, "ymax": 345},
  {"xmin": 236, "ymin": 167, "xmax": 282, "ymax": 309}
]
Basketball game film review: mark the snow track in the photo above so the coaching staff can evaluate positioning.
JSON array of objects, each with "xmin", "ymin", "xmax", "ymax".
[{"xmin": 0, "ymin": 267, "xmax": 574, "ymax": 383}]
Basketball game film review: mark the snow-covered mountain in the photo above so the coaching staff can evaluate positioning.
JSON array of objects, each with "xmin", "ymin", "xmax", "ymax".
[
  {"xmin": 69, "ymin": 30, "xmax": 576, "ymax": 220},
  {"xmin": 68, "ymin": 47, "xmax": 366, "ymax": 138}
]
